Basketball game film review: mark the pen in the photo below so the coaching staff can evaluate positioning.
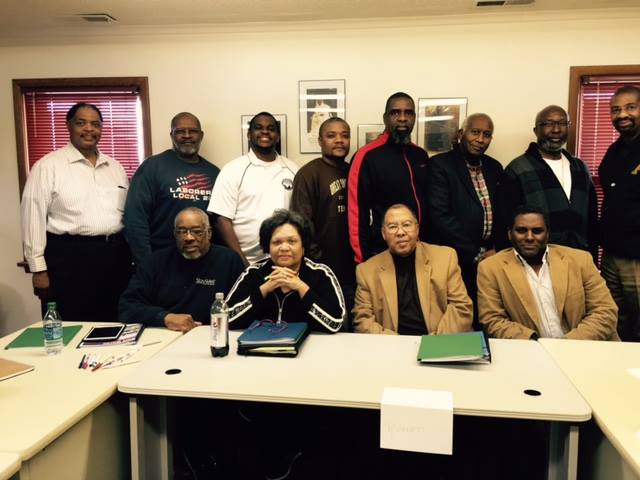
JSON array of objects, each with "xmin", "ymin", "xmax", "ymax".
[
  {"xmin": 78, "ymin": 354, "xmax": 86, "ymax": 369},
  {"xmin": 103, "ymin": 360, "xmax": 141, "ymax": 369},
  {"xmin": 93, "ymin": 355, "xmax": 114, "ymax": 372},
  {"xmin": 143, "ymin": 341, "xmax": 161, "ymax": 347},
  {"xmin": 83, "ymin": 354, "xmax": 92, "ymax": 369}
]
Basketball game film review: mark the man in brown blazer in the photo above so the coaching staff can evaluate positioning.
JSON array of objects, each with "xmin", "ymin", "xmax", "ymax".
[
  {"xmin": 353, "ymin": 204, "xmax": 473, "ymax": 334},
  {"xmin": 478, "ymin": 206, "xmax": 618, "ymax": 340}
]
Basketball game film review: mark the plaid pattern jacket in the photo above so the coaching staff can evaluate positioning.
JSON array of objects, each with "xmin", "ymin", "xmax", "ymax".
[{"xmin": 497, "ymin": 143, "xmax": 599, "ymax": 260}]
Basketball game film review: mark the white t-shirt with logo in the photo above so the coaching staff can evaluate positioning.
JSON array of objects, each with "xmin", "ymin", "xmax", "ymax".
[{"xmin": 208, "ymin": 150, "xmax": 298, "ymax": 263}]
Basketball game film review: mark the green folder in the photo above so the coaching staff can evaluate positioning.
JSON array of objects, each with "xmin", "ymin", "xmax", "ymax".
[
  {"xmin": 4, "ymin": 325, "xmax": 82, "ymax": 349},
  {"xmin": 417, "ymin": 331, "xmax": 491, "ymax": 364}
]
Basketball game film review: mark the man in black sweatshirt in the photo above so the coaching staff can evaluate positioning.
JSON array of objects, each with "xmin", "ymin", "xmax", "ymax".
[{"xmin": 119, "ymin": 207, "xmax": 244, "ymax": 332}]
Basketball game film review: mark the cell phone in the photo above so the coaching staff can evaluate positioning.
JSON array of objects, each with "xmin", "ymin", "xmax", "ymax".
[{"xmin": 84, "ymin": 325, "xmax": 125, "ymax": 341}]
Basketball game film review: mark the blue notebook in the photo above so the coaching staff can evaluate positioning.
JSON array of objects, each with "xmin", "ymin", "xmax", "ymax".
[{"xmin": 237, "ymin": 320, "xmax": 309, "ymax": 357}]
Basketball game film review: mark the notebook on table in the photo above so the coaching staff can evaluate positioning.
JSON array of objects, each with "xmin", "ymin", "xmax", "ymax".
[
  {"xmin": 4, "ymin": 325, "xmax": 82, "ymax": 349},
  {"xmin": 237, "ymin": 320, "xmax": 309, "ymax": 357},
  {"xmin": 417, "ymin": 331, "xmax": 491, "ymax": 364},
  {"xmin": 77, "ymin": 323, "xmax": 145, "ymax": 348},
  {"xmin": 0, "ymin": 358, "xmax": 34, "ymax": 381}
]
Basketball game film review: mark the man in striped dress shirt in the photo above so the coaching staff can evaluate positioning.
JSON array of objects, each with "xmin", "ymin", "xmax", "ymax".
[{"xmin": 21, "ymin": 102, "xmax": 133, "ymax": 321}]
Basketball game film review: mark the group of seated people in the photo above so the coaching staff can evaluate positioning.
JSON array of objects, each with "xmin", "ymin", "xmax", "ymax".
[{"xmin": 119, "ymin": 201, "xmax": 619, "ymax": 342}]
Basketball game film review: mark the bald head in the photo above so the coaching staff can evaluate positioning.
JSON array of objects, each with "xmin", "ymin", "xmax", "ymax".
[
  {"xmin": 170, "ymin": 112, "xmax": 204, "ymax": 161},
  {"xmin": 533, "ymin": 105, "xmax": 569, "ymax": 159},
  {"xmin": 535, "ymin": 105, "xmax": 568, "ymax": 127},
  {"xmin": 171, "ymin": 112, "xmax": 201, "ymax": 131},
  {"xmin": 459, "ymin": 113, "xmax": 494, "ymax": 157},
  {"xmin": 461, "ymin": 113, "xmax": 493, "ymax": 132}
]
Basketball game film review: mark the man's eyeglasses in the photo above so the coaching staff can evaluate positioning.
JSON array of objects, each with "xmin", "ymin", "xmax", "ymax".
[
  {"xmin": 172, "ymin": 128, "xmax": 202, "ymax": 136},
  {"xmin": 384, "ymin": 221, "xmax": 417, "ymax": 234},
  {"xmin": 174, "ymin": 228, "xmax": 208, "ymax": 238},
  {"xmin": 537, "ymin": 120, "xmax": 570, "ymax": 129}
]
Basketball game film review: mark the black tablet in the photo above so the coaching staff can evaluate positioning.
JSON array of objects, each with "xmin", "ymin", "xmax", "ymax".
[{"xmin": 84, "ymin": 325, "xmax": 125, "ymax": 341}]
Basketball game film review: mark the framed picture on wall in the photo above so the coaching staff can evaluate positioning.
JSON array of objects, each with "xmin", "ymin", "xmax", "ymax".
[
  {"xmin": 357, "ymin": 124, "xmax": 385, "ymax": 149},
  {"xmin": 417, "ymin": 98, "xmax": 467, "ymax": 156},
  {"xmin": 298, "ymin": 79, "xmax": 346, "ymax": 154},
  {"xmin": 240, "ymin": 114, "xmax": 288, "ymax": 157}
]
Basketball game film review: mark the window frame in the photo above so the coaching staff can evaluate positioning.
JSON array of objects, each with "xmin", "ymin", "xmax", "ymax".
[
  {"xmin": 567, "ymin": 64, "xmax": 640, "ymax": 155},
  {"xmin": 12, "ymin": 76, "xmax": 152, "ymax": 197}
]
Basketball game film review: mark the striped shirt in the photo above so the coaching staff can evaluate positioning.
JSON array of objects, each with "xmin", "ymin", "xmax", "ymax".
[
  {"xmin": 21, "ymin": 143, "xmax": 129, "ymax": 272},
  {"xmin": 467, "ymin": 162, "xmax": 493, "ymax": 241}
]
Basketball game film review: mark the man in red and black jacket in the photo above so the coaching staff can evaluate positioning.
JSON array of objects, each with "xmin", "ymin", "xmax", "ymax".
[{"xmin": 348, "ymin": 92, "xmax": 429, "ymax": 263}]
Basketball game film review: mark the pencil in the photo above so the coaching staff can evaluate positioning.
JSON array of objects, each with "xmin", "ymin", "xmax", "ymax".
[{"xmin": 78, "ymin": 354, "xmax": 86, "ymax": 369}]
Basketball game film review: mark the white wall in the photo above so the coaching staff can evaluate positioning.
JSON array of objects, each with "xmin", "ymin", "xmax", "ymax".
[{"xmin": 1, "ymin": 8, "xmax": 638, "ymax": 334}]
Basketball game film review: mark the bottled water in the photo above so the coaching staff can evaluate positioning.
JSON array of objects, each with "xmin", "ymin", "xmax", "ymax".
[
  {"xmin": 43, "ymin": 302, "xmax": 63, "ymax": 355},
  {"xmin": 210, "ymin": 292, "xmax": 229, "ymax": 357}
]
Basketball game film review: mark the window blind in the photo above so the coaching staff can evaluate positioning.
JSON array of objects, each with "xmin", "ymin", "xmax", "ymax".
[
  {"xmin": 23, "ymin": 89, "xmax": 144, "ymax": 178},
  {"xmin": 577, "ymin": 78, "xmax": 640, "ymax": 214}
]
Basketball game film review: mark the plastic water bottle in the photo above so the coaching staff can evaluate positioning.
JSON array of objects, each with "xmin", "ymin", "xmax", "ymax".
[
  {"xmin": 43, "ymin": 302, "xmax": 63, "ymax": 355},
  {"xmin": 210, "ymin": 292, "xmax": 229, "ymax": 357}
]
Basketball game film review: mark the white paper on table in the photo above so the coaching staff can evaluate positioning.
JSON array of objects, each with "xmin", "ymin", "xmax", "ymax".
[
  {"xmin": 627, "ymin": 368, "xmax": 640, "ymax": 380},
  {"xmin": 380, "ymin": 386, "xmax": 453, "ymax": 455}
]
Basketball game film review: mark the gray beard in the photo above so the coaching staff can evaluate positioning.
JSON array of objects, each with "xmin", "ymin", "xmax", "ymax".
[{"xmin": 539, "ymin": 139, "xmax": 565, "ymax": 154}]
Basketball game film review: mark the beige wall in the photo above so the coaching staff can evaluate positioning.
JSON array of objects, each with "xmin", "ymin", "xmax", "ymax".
[{"xmin": 1, "ymin": 8, "xmax": 638, "ymax": 335}]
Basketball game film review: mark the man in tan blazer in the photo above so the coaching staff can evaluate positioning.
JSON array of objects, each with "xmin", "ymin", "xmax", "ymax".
[
  {"xmin": 478, "ymin": 206, "xmax": 618, "ymax": 340},
  {"xmin": 353, "ymin": 204, "xmax": 473, "ymax": 334}
]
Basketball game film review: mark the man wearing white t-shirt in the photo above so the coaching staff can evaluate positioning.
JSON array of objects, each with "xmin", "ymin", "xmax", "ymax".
[
  {"xmin": 208, "ymin": 112, "xmax": 298, "ymax": 264},
  {"xmin": 497, "ymin": 105, "xmax": 599, "ymax": 260}
]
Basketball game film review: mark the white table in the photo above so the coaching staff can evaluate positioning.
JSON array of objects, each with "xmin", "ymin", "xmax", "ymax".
[
  {"xmin": 119, "ymin": 327, "xmax": 591, "ymax": 480},
  {"xmin": 540, "ymin": 339, "xmax": 640, "ymax": 480},
  {"xmin": 0, "ymin": 453, "xmax": 20, "ymax": 480},
  {"xmin": 0, "ymin": 323, "xmax": 179, "ymax": 480}
]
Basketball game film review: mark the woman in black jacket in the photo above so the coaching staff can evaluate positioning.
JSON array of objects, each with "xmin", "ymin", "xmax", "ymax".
[{"xmin": 226, "ymin": 209, "xmax": 345, "ymax": 332}]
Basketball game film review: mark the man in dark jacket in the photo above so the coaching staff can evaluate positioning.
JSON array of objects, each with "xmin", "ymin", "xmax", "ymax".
[
  {"xmin": 119, "ymin": 207, "xmax": 244, "ymax": 332},
  {"xmin": 426, "ymin": 113, "xmax": 503, "ymax": 324},
  {"xmin": 599, "ymin": 85, "xmax": 640, "ymax": 341},
  {"xmin": 348, "ymin": 92, "xmax": 429, "ymax": 263},
  {"xmin": 497, "ymin": 105, "xmax": 598, "ymax": 260}
]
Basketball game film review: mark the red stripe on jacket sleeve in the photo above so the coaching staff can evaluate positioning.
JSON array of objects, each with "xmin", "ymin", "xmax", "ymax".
[{"xmin": 348, "ymin": 132, "xmax": 388, "ymax": 264}]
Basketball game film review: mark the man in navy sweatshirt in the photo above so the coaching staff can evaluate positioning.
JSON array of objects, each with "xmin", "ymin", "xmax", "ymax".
[
  {"xmin": 119, "ymin": 207, "xmax": 244, "ymax": 332},
  {"xmin": 124, "ymin": 112, "xmax": 220, "ymax": 265}
]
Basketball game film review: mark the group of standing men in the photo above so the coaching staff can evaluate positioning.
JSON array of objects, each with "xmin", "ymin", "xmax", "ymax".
[{"xmin": 20, "ymin": 86, "xmax": 640, "ymax": 342}]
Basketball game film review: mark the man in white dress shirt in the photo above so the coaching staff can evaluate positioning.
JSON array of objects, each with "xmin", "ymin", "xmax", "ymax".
[
  {"xmin": 21, "ymin": 102, "xmax": 132, "ymax": 321},
  {"xmin": 478, "ymin": 206, "xmax": 618, "ymax": 340},
  {"xmin": 208, "ymin": 112, "xmax": 298, "ymax": 265}
]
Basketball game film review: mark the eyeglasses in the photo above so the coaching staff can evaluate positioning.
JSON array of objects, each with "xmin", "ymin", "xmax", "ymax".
[
  {"xmin": 384, "ymin": 221, "xmax": 417, "ymax": 234},
  {"xmin": 537, "ymin": 120, "xmax": 570, "ymax": 129},
  {"xmin": 172, "ymin": 128, "xmax": 201, "ymax": 136},
  {"xmin": 174, "ymin": 228, "xmax": 208, "ymax": 238},
  {"xmin": 249, "ymin": 319, "xmax": 288, "ymax": 334}
]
